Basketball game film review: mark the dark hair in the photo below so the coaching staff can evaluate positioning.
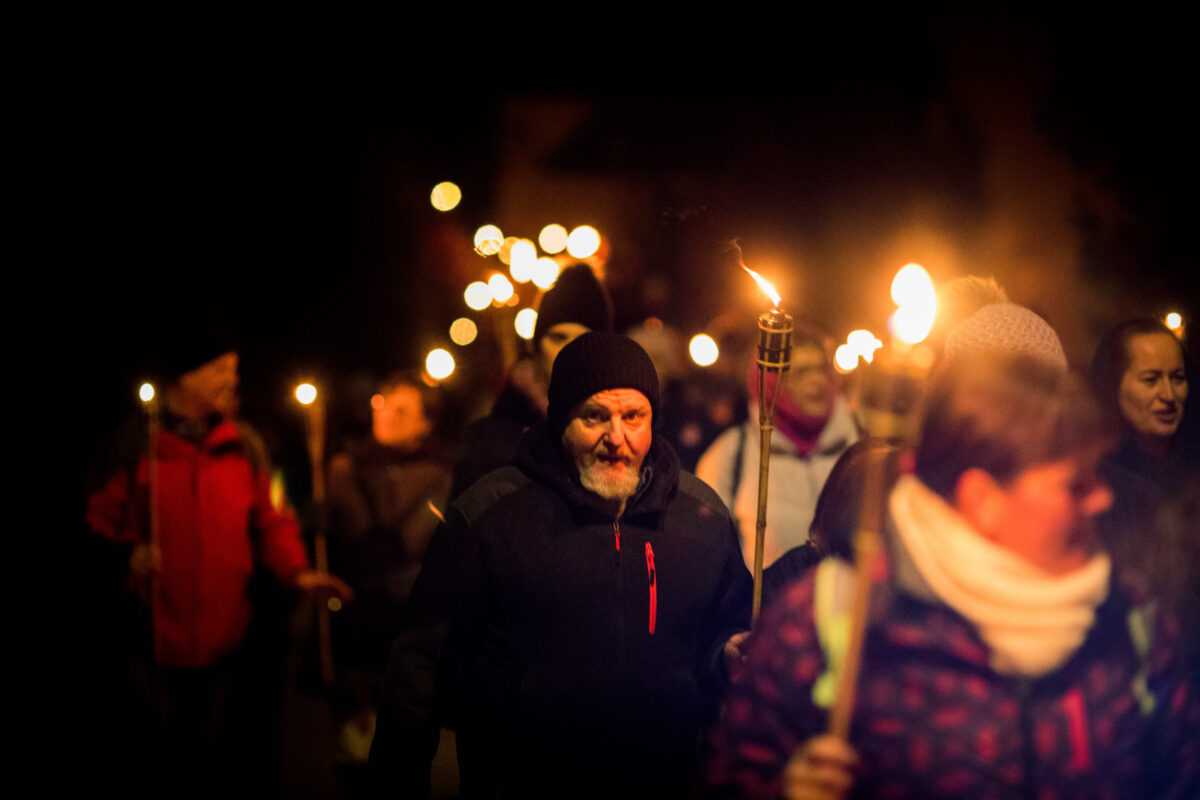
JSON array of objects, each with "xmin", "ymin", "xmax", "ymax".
[
  {"xmin": 809, "ymin": 439, "xmax": 904, "ymax": 559},
  {"xmin": 916, "ymin": 354, "xmax": 1115, "ymax": 498},
  {"xmin": 1088, "ymin": 318, "xmax": 1189, "ymax": 432},
  {"xmin": 378, "ymin": 369, "xmax": 443, "ymax": 424}
]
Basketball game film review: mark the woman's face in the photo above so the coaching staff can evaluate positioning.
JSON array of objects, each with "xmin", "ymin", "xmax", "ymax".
[
  {"xmin": 1117, "ymin": 332, "xmax": 1188, "ymax": 440},
  {"xmin": 784, "ymin": 343, "xmax": 834, "ymax": 418}
]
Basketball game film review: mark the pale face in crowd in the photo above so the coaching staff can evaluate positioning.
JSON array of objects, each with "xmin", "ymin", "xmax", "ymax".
[
  {"xmin": 1118, "ymin": 332, "xmax": 1188, "ymax": 442},
  {"xmin": 176, "ymin": 352, "xmax": 240, "ymax": 419},
  {"xmin": 372, "ymin": 383, "xmax": 431, "ymax": 450},
  {"xmin": 783, "ymin": 343, "xmax": 834, "ymax": 418},
  {"xmin": 538, "ymin": 322, "xmax": 591, "ymax": 382},
  {"xmin": 562, "ymin": 388, "xmax": 653, "ymax": 504},
  {"xmin": 962, "ymin": 452, "xmax": 1113, "ymax": 575}
]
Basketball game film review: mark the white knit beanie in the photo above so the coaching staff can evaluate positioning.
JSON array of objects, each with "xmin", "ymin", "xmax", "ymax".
[{"xmin": 944, "ymin": 303, "xmax": 1068, "ymax": 370}]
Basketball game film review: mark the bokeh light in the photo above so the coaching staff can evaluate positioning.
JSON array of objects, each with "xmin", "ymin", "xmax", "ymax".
[
  {"xmin": 689, "ymin": 334, "xmax": 719, "ymax": 367},
  {"xmin": 488, "ymin": 273, "xmax": 514, "ymax": 303},
  {"xmin": 509, "ymin": 239, "xmax": 538, "ymax": 283},
  {"xmin": 539, "ymin": 224, "xmax": 569, "ymax": 254},
  {"xmin": 473, "ymin": 225, "xmax": 503, "ymax": 256},
  {"xmin": 425, "ymin": 349, "xmax": 455, "ymax": 381},
  {"xmin": 890, "ymin": 263, "xmax": 936, "ymax": 309},
  {"xmin": 1165, "ymin": 312, "xmax": 1183, "ymax": 331},
  {"xmin": 889, "ymin": 305, "xmax": 937, "ymax": 346},
  {"xmin": 430, "ymin": 181, "xmax": 462, "ymax": 212},
  {"xmin": 295, "ymin": 383, "xmax": 318, "ymax": 406},
  {"xmin": 515, "ymin": 308, "xmax": 538, "ymax": 340},
  {"xmin": 566, "ymin": 225, "xmax": 601, "ymax": 259},
  {"xmin": 834, "ymin": 344, "xmax": 859, "ymax": 373},
  {"xmin": 498, "ymin": 237, "xmax": 521, "ymax": 265},
  {"xmin": 138, "ymin": 382, "xmax": 156, "ymax": 403},
  {"xmin": 846, "ymin": 329, "xmax": 884, "ymax": 363},
  {"xmin": 449, "ymin": 317, "xmax": 478, "ymax": 346},
  {"xmin": 464, "ymin": 281, "xmax": 493, "ymax": 311},
  {"xmin": 532, "ymin": 257, "xmax": 561, "ymax": 289}
]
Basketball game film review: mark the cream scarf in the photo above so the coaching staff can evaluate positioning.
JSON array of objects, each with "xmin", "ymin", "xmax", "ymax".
[{"xmin": 889, "ymin": 475, "xmax": 1111, "ymax": 677}]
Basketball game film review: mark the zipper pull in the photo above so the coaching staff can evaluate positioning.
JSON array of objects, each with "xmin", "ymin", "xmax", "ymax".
[{"xmin": 645, "ymin": 541, "xmax": 657, "ymax": 636}]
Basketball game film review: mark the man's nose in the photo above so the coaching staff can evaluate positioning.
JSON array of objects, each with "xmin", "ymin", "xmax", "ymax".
[{"xmin": 603, "ymin": 418, "xmax": 626, "ymax": 447}]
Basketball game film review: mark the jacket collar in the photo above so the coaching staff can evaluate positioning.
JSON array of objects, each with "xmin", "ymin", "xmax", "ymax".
[{"xmin": 514, "ymin": 422, "xmax": 681, "ymax": 523}]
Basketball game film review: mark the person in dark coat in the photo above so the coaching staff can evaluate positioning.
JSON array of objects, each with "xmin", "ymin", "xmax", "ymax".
[
  {"xmin": 371, "ymin": 333, "xmax": 752, "ymax": 798},
  {"xmin": 709, "ymin": 355, "xmax": 1198, "ymax": 799},
  {"xmin": 448, "ymin": 263, "xmax": 613, "ymax": 500}
]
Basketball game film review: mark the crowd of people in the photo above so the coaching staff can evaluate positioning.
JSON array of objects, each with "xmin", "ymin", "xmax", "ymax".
[{"xmin": 83, "ymin": 265, "xmax": 1197, "ymax": 798}]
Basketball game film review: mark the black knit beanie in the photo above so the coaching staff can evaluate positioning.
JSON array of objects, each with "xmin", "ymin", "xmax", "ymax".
[
  {"xmin": 533, "ymin": 264, "xmax": 614, "ymax": 345},
  {"xmin": 548, "ymin": 332, "xmax": 661, "ymax": 435},
  {"xmin": 148, "ymin": 313, "xmax": 241, "ymax": 380}
]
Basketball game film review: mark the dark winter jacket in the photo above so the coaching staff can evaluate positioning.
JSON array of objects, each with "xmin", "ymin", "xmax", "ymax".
[
  {"xmin": 708, "ymin": 529, "xmax": 1199, "ymax": 799},
  {"xmin": 448, "ymin": 381, "xmax": 544, "ymax": 500},
  {"xmin": 372, "ymin": 422, "xmax": 752, "ymax": 797},
  {"xmin": 86, "ymin": 416, "xmax": 308, "ymax": 668}
]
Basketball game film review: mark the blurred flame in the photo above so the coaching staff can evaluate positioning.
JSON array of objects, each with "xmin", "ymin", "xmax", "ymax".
[
  {"xmin": 1165, "ymin": 312, "xmax": 1183, "ymax": 331},
  {"xmin": 846, "ymin": 329, "xmax": 884, "ymax": 363},
  {"xmin": 449, "ymin": 318, "xmax": 478, "ymax": 346},
  {"xmin": 425, "ymin": 349, "xmax": 455, "ymax": 381},
  {"xmin": 532, "ymin": 257, "xmax": 561, "ymax": 289},
  {"xmin": 539, "ymin": 224, "xmax": 568, "ymax": 255},
  {"xmin": 464, "ymin": 281, "xmax": 492, "ymax": 311},
  {"xmin": 689, "ymin": 334, "xmax": 719, "ymax": 367},
  {"xmin": 515, "ymin": 308, "xmax": 538, "ymax": 340},
  {"xmin": 473, "ymin": 225, "xmax": 503, "ymax": 256},
  {"xmin": 834, "ymin": 344, "xmax": 859, "ymax": 373},
  {"xmin": 498, "ymin": 237, "xmax": 520, "ymax": 266},
  {"xmin": 567, "ymin": 226, "xmax": 601, "ymax": 259},
  {"xmin": 488, "ymin": 273, "xmax": 514, "ymax": 303},
  {"xmin": 742, "ymin": 265, "xmax": 782, "ymax": 307},
  {"xmin": 430, "ymin": 182, "xmax": 462, "ymax": 212},
  {"xmin": 889, "ymin": 263, "xmax": 937, "ymax": 345},
  {"xmin": 138, "ymin": 382, "xmax": 156, "ymax": 403},
  {"xmin": 889, "ymin": 306, "xmax": 937, "ymax": 346},
  {"xmin": 295, "ymin": 383, "xmax": 318, "ymax": 406}
]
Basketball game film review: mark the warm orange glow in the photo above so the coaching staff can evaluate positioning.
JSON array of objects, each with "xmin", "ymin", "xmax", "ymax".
[
  {"xmin": 295, "ymin": 383, "xmax": 318, "ymax": 406},
  {"xmin": 889, "ymin": 263, "xmax": 937, "ymax": 345},
  {"xmin": 498, "ymin": 237, "xmax": 520, "ymax": 265},
  {"xmin": 689, "ymin": 334, "xmax": 719, "ymax": 367},
  {"xmin": 742, "ymin": 265, "xmax": 782, "ymax": 307},
  {"xmin": 515, "ymin": 308, "xmax": 538, "ymax": 340},
  {"xmin": 509, "ymin": 239, "xmax": 537, "ymax": 283},
  {"xmin": 834, "ymin": 344, "xmax": 859, "ymax": 373},
  {"xmin": 846, "ymin": 329, "xmax": 884, "ymax": 363},
  {"xmin": 371, "ymin": 393, "xmax": 384, "ymax": 411},
  {"xmin": 425, "ymin": 349, "xmax": 455, "ymax": 380},
  {"xmin": 430, "ymin": 181, "xmax": 462, "ymax": 212},
  {"xmin": 532, "ymin": 257, "xmax": 561, "ymax": 289},
  {"xmin": 449, "ymin": 317, "xmax": 478, "ymax": 346},
  {"xmin": 1165, "ymin": 312, "xmax": 1183, "ymax": 331},
  {"xmin": 464, "ymin": 281, "xmax": 492, "ymax": 311},
  {"xmin": 473, "ymin": 224, "xmax": 503, "ymax": 256},
  {"xmin": 138, "ymin": 382, "xmax": 156, "ymax": 403},
  {"xmin": 566, "ymin": 225, "xmax": 601, "ymax": 259},
  {"xmin": 488, "ymin": 273, "xmax": 514, "ymax": 303},
  {"xmin": 539, "ymin": 224, "xmax": 569, "ymax": 254}
]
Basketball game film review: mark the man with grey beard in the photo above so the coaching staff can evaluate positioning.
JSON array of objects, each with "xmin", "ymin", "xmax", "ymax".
[{"xmin": 371, "ymin": 332, "xmax": 752, "ymax": 798}]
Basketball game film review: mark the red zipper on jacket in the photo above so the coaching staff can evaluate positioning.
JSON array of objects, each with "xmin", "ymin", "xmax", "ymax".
[
  {"xmin": 645, "ymin": 541, "xmax": 657, "ymax": 636},
  {"xmin": 613, "ymin": 521, "xmax": 621, "ymax": 555}
]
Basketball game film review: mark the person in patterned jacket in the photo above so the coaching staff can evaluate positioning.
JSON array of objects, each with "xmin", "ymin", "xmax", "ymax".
[{"xmin": 708, "ymin": 354, "xmax": 1198, "ymax": 799}]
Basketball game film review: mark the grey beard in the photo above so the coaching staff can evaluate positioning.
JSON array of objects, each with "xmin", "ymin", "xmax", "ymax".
[{"xmin": 578, "ymin": 461, "xmax": 640, "ymax": 502}]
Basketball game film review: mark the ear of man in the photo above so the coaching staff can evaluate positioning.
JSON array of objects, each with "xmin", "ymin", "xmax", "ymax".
[{"xmin": 954, "ymin": 467, "xmax": 1006, "ymax": 541}]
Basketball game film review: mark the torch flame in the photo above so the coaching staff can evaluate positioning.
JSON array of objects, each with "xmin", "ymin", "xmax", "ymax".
[{"xmin": 742, "ymin": 265, "xmax": 782, "ymax": 308}]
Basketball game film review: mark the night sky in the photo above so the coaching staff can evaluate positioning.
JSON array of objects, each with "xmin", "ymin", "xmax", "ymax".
[{"xmin": 73, "ymin": 16, "xmax": 1198, "ymax": 513}]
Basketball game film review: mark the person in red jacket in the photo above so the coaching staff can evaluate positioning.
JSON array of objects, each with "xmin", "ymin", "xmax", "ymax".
[{"xmin": 86, "ymin": 334, "xmax": 350, "ymax": 794}]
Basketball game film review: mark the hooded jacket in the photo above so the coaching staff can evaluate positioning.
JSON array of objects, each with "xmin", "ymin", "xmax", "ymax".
[
  {"xmin": 86, "ymin": 418, "xmax": 308, "ymax": 668},
  {"xmin": 372, "ymin": 422, "xmax": 752, "ymax": 797}
]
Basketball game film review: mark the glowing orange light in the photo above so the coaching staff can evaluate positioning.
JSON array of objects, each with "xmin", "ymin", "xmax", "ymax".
[
  {"xmin": 295, "ymin": 383, "xmax": 318, "ymax": 406},
  {"xmin": 1165, "ymin": 312, "xmax": 1183, "ymax": 331},
  {"xmin": 498, "ymin": 237, "xmax": 520, "ymax": 265},
  {"xmin": 430, "ymin": 182, "xmax": 462, "ymax": 212},
  {"xmin": 509, "ymin": 239, "xmax": 537, "ymax": 283},
  {"xmin": 834, "ymin": 344, "xmax": 859, "ymax": 373},
  {"xmin": 138, "ymin": 382, "xmax": 156, "ymax": 403},
  {"xmin": 425, "ymin": 349, "xmax": 455, "ymax": 380},
  {"xmin": 889, "ymin": 263, "xmax": 937, "ymax": 345},
  {"xmin": 539, "ymin": 224, "xmax": 569, "ymax": 254},
  {"xmin": 566, "ymin": 225, "xmax": 601, "ymax": 259},
  {"xmin": 846, "ymin": 329, "xmax": 884, "ymax": 363},
  {"xmin": 370, "ymin": 393, "xmax": 384, "ymax": 411},
  {"xmin": 515, "ymin": 308, "xmax": 538, "ymax": 340},
  {"xmin": 742, "ymin": 265, "xmax": 782, "ymax": 307},
  {"xmin": 473, "ymin": 225, "xmax": 503, "ymax": 256},
  {"xmin": 449, "ymin": 317, "xmax": 478, "ymax": 346},
  {"xmin": 488, "ymin": 273, "xmax": 514, "ymax": 303},
  {"xmin": 464, "ymin": 281, "xmax": 492, "ymax": 311},
  {"xmin": 532, "ymin": 257, "xmax": 561, "ymax": 289},
  {"xmin": 689, "ymin": 334, "xmax": 719, "ymax": 367}
]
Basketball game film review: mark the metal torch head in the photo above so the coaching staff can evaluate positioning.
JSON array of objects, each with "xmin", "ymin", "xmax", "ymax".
[{"xmin": 757, "ymin": 308, "xmax": 794, "ymax": 373}]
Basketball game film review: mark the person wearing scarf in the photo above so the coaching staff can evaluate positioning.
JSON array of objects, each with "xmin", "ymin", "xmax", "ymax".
[
  {"xmin": 709, "ymin": 354, "xmax": 1198, "ymax": 799},
  {"xmin": 697, "ymin": 325, "xmax": 859, "ymax": 572}
]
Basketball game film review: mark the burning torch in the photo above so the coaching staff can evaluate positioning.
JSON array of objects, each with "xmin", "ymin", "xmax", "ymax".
[
  {"xmin": 137, "ymin": 381, "xmax": 160, "ymax": 653},
  {"xmin": 742, "ymin": 264, "xmax": 793, "ymax": 622},
  {"xmin": 295, "ymin": 380, "xmax": 336, "ymax": 687},
  {"xmin": 827, "ymin": 263, "xmax": 937, "ymax": 739}
]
